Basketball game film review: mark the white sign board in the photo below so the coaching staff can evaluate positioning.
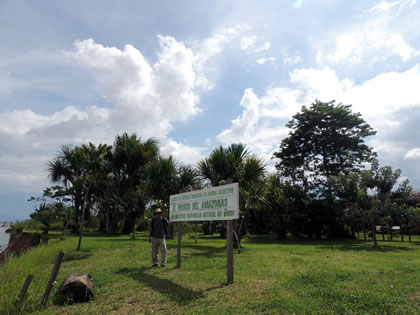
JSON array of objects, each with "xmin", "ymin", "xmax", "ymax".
[{"xmin": 169, "ymin": 183, "xmax": 239, "ymax": 222}]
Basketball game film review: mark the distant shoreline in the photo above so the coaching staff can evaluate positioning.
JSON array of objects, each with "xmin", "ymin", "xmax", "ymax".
[{"xmin": 0, "ymin": 227, "xmax": 10, "ymax": 253}]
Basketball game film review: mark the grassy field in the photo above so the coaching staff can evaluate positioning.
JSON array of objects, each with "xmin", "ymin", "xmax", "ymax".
[{"xmin": 1, "ymin": 232, "xmax": 420, "ymax": 314}]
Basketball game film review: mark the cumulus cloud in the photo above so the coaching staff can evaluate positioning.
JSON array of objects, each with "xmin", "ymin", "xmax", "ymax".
[
  {"xmin": 68, "ymin": 37, "xmax": 200, "ymax": 136},
  {"xmin": 327, "ymin": 32, "xmax": 420, "ymax": 64},
  {"xmin": 0, "ymin": 29, "xmax": 245, "ymax": 193},
  {"xmin": 217, "ymin": 88, "xmax": 289, "ymax": 172}
]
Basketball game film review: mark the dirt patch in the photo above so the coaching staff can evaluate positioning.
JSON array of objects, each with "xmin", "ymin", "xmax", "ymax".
[{"xmin": 0, "ymin": 232, "xmax": 43, "ymax": 263}]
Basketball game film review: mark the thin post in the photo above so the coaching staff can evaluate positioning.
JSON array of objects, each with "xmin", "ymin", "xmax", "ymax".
[
  {"xmin": 177, "ymin": 222, "xmax": 182, "ymax": 268},
  {"xmin": 227, "ymin": 220, "xmax": 234, "ymax": 284},
  {"xmin": 15, "ymin": 275, "xmax": 34, "ymax": 306},
  {"xmin": 41, "ymin": 251, "xmax": 65, "ymax": 306}
]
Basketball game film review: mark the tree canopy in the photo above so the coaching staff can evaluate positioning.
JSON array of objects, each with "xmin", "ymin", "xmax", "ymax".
[
  {"xmin": 27, "ymin": 100, "xmax": 419, "ymax": 246},
  {"xmin": 273, "ymin": 100, "xmax": 376, "ymax": 193}
]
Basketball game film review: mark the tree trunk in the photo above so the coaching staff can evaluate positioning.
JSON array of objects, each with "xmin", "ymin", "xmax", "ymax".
[
  {"xmin": 77, "ymin": 184, "xmax": 92, "ymax": 251},
  {"xmin": 350, "ymin": 226, "xmax": 355, "ymax": 239},
  {"xmin": 372, "ymin": 224, "xmax": 378, "ymax": 247},
  {"xmin": 131, "ymin": 218, "xmax": 136, "ymax": 240},
  {"xmin": 232, "ymin": 230, "xmax": 241, "ymax": 254},
  {"xmin": 400, "ymin": 228, "xmax": 404, "ymax": 242},
  {"xmin": 62, "ymin": 219, "xmax": 68, "ymax": 237},
  {"xmin": 74, "ymin": 191, "xmax": 81, "ymax": 232},
  {"xmin": 363, "ymin": 229, "xmax": 367, "ymax": 241}
]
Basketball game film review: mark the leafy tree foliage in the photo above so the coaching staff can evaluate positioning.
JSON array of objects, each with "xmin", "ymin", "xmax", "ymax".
[
  {"xmin": 330, "ymin": 160, "xmax": 414, "ymax": 246},
  {"xmin": 109, "ymin": 133, "xmax": 159, "ymax": 235},
  {"xmin": 30, "ymin": 202, "xmax": 72, "ymax": 235},
  {"xmin": 274, "ymin": 100, "xmax": 376, "ymax": 194},
  {"xmin": 34, "ymin": 114, "xmax": 417, "ymax": 246},
  {"xmin": 197, "ymin": 144, "xmax": 266, "ymax": 248}
]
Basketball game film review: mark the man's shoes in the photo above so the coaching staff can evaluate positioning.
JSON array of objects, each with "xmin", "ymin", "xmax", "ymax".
[
  {"xmin": 161, "ymin": 265, "xmax": 166, "ymax": 267},
  {"xmin": 152, "ymin": 264, "xmax": 158, "ymax": 267}
]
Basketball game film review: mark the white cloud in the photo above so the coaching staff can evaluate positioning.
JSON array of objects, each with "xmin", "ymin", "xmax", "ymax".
[
  {"xmin": 369, "ymin": 1, "xmax": 401, "ymax": 13},
  {"xmin": 194, "ymin": 24, "xmax": 245, "ymax": 89},
  {"xmin": 284, "ymin": 55, "xmax": 303, "ymax": 65},
  {"xmin": 322, "ymin": 0, "xmax": 420, "ymax": 66},
  {"xmin": 327, "ymin": 31, "xmax": 419, "ymax": 64},
  {"xmin": 255, "ymin": 41, "xmax": 271, "ymax": 52},
  {"xmin": 240, "ymin": 36, "xmax": 257, "ymax": 50},
  {"xmin": 161, "ymin": 140, "xmax": 206, "ymax": 164},
  {"xmin": 240, "ymin": 36, "xmax": 270, "ymax": 53},
  {"xmin": 256, "ymin": 57, "xmax": 276, "ymax": 65},
  {"xmin": 217, "ymin": 88, "xmax": 290, "ymax": 172},
  {"xmin": 0, "ymin": 30, "xmax": 243, "ymax": 192},
  {"xmin": 369, "ymin": 0, "xmax": 417, "ymax": 14},
  {"xmin": 404, "ymin": 148, "xmax": 420, "ymax": 159},
  {"xmin": 0, "ymin": 106, "xmax": 96, "ymax": 135},
  {"xmin": 218, "ymin": 88, "xmax": 260, "ymax": 144},
  {"xmin": 288, "ymin": 65, "xmax": 420, "ymax": 119},
  {"xmin": 328, "ymin": 33, "xmax": 361, "ymax": 63}
]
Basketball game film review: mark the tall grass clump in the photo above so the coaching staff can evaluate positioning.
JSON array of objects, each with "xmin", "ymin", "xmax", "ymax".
[{"xmin": 0, "ymin": 237, "xmax": 74, "ymax": 314}]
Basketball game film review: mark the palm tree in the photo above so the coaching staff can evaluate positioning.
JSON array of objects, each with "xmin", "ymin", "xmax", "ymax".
[
  {"xmin": 109, "ymin": 133, "xmax": 159, "ymax": 235},
  {"xmin": 47, "ymin": 144, "xmax": 84, "ymax": 231},
  {"xmin": 47, "ymin": 143, "xmax": 111, "ymax": 250},
  {"xmin": 197, "ymin": 144, "xmax": 266, "ymax": 250}
]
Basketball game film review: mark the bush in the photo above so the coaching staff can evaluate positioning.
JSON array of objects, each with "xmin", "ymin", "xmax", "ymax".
[{"xmin": 9, "ymin": 219, "xmax": 44, "ymax": 232}]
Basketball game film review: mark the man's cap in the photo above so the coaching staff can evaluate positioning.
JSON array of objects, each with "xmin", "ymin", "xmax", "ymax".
[{"xmin": 154, "ymin": 208, "xmax": 162, "ymax": 214}]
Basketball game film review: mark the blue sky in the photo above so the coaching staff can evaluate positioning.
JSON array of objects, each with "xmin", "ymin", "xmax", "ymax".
[{"xmin": 1, "ymin": 0, "xmax": 420, "ymax": 220}]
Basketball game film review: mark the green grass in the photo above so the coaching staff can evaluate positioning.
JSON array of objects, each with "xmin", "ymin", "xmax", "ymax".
[{"xmin": 2, "ymin": 233, "xmax": 420, "ymax": 314}]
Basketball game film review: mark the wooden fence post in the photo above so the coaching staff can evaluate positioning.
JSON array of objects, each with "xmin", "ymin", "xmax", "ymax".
[
  {"xmin": 15, "ymin": 274, "xmax": 34, "ymax": 306},
  {"xmin": 41, "ymin": 251, "xmax": 65, "ymax": 306}
]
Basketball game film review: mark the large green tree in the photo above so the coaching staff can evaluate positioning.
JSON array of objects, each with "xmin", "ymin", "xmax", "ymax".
[
  {"xmin": 48, "ymin": 142, "xmax": 111, "ymax": 250},
  {"xmin": 109, "ymin": 133, "xmax": 159, "ymax": 235},
  {"xmin": 273, "ymin": 100, "xmax": 376, "ymax": 194}
]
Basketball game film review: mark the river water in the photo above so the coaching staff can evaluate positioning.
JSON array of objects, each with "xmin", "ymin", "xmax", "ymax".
[{"xmin": 0, "ymin": 226, "xmax": 10, "ymax": 253}]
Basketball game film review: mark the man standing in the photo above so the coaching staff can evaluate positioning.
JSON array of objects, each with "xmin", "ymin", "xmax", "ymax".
[{"xmin": 149, "ymin": 208, "xmax": 169, "ymax": 267}]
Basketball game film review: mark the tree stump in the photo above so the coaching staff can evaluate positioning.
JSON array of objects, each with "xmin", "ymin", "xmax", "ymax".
[{"xmin": 60, "ymin": 273, "xmax": 94, "ymax": 303}]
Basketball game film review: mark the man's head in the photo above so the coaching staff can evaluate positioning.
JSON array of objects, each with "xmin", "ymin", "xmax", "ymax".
[{"xmin": 154, "ymin": 208, "xmax": 162, "ymax": 216}]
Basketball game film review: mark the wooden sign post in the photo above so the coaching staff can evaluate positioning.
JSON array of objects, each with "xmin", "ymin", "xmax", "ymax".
[
  {"xmin": 170, "ymin": 182, "xmax": 239, "ymax": 285},
  {"xmin": 226, "ymin": 220, "xmax": 234, "ymax": 284},
  {"xmin": 177, "ymin": 222, "xmax": 182, "ymax": 268}
]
